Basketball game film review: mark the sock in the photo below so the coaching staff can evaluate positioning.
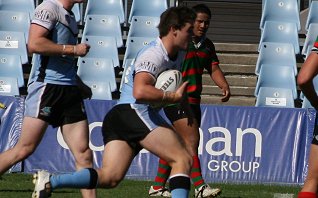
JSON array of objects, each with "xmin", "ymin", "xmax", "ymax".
[
  {"xmin": 191, "ymin": 155, "xmax": 205, "ymax": 189},
  {"xmin": 169, "ymin": 174, "xmax": 190, "ymax": 198},
  {"xmin": 298, "ymin": 192, "xmax": 317, "ymax": 198},
  {"xmin": 50, "ymin": 168, "xmax": 98, "ymax": 189},
  {"xmin": 153, "ymin": 159, "xmax": 171, "ymax": 190}
]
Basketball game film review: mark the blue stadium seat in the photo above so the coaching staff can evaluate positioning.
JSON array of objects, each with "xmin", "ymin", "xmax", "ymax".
[
  {"xmin": 260, "ymin": 0, "xmax": 300, "ymax": 31},
  {"xmin": 0, "ymin": 10, "xmax": 31, "ymax": 43},
  {"xmin": 0, "ymin": 31, "xmax": 28, "ymax": 64},
  {"xmin": 0, "ymin": 76, "xmax": 19, "ymax": 96},
  {"xmin": 128, "ymin": 0, "xmax": 168, "ymax": 23},
  {"xmin": 259, "ymin": 21, "xmax": 300, "ymax": 54},
  {"xmin": 81, "ymin": 35, "xmax": 120, "ymax": 68},
  {"xmin": 81, "ymin": 80, "xmax": 112, "ymax": 100},
  {"xmin": 83, "ymin": 14, "xmax": 123, "ymax": 47},
  {"xmin": 72, "ymin": 3, "xmax": 81, "ymax": 23},
  {"xmin": 0, "ymin": 54, "xmax": 24, "ymax": 87},
  {"xmin": 0, "ymin": 0, "xmax": 35, "ymax": 17},
  {"xmin": 84, "ymin": 0, "xmax": 125, "ymax": 24},
  {"xmin": 119, "ymin": 59, "xmax": 134, "ymax": 92},
  {"xmin": 256, "ymin": 42, "xmax": 297, "ymax": 76},
  {"xmin": 77, "ymin": 57, "xmax": 117, "ymax": 92},
  {"xmin": 305, "ymin": 1, "xmax": 318, "ymax": 30},
  {"xmin": 254, "ymin": 65, "xmax": 298, "ymax": 99},
  {"xmin": 255, "ymin": 87, "xmax": 295, "ymax": 108},
  {"xmin": 127, "ymin": 16, "xmax": 160, "ymax": 38},
  {"xmin": 302, "ymin": 23, "xmax": 318, "ymax": 58},
  {"xmin": 123, "ymin": 36, "xmax": 154, "ymax": 67}
]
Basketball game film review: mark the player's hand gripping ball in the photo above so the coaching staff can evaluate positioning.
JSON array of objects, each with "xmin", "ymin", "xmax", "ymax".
[{"xmin": 151, "ymin": 70, "xmax": 183, "ymax": 108}]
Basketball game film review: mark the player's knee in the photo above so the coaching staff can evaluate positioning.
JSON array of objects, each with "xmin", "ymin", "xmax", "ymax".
[
  {"xmin": 75, "ymin": 149, "xmax": 93, "ymax": 167},
  {"xmin": 170, "ymin": 152, "xmax": 192, "ymax": 172},
  {"xmin": 99, "ymin": 175, "xmax": 122, "ymax": 188}
]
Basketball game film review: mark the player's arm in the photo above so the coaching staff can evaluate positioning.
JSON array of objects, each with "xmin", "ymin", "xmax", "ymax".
[
  {"xmin": 298, "ymin": 52, "xmax": 318, "ymax": 109},
  {"xmin": 208, "ymin": 64, "xmax": 231, "ymax": 102},
  {"xmin": 28, "ymin": 24, "xmax": 90, "ymax": 57},
  {"xmin": 133, "ymin": 72, "xmax": 187, "ymax": 104}
]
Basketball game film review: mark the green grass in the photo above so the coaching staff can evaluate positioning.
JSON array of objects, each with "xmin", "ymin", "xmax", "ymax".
[{"xmin": 0, "ymin": 173, "xmax": 302, "ymax": 198}]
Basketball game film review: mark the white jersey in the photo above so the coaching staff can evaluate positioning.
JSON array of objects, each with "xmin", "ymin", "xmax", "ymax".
[
  {"xmin": 119, "ymin": 37, "xmax": 185, "ymax": 104},
  {"xmin": 30, "ymin": 0, "xmax": 78, "ymax": 85}
]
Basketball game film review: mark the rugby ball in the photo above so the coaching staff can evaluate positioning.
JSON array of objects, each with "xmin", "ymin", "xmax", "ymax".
[{"xmin": 155, "ymin": 70, "xmax": 183, "ymax": 92}]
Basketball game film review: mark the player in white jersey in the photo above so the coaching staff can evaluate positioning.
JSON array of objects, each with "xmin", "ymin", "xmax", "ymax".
[
  {"xmin": 0, "ymin": 0, "xmax": 96, "ymax": 197},
  {"xmin": 32, "ymin": 6, "xmax": 197, "ymax": 198}
]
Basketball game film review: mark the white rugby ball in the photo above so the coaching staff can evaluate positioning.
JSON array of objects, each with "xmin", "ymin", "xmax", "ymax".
[{"xmin": 155, "ymin": 70, "xmax": 183, "ymax": 92}]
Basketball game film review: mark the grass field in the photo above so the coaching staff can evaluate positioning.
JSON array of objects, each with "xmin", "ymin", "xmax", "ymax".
[{"xmin": 0, "ymin": 173, "xmax": 302, "ymax": 198}]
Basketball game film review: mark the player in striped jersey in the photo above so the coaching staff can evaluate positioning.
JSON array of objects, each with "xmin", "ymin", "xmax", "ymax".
[
  {"xmin": 149, "ymin": 4, "xmax": 230, "ymax": 198},
  {"xmin": 297, "ymin": 37, "xmax": 318, "ymax": 198}
]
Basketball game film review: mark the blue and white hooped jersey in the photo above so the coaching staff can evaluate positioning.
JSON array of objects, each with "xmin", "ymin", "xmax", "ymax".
[
  {"xmin": 30, "ymin": 0, "xmax": 78, "ymax": 85},
  {"xmin": 119, "ymin": 37, "xmax": 185, "ymax": 104}
]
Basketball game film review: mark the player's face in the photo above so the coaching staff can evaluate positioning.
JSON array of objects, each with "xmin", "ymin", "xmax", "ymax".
[
  {"xmin": 193, "ymin": 12, "xmax": 210, "ymax": 37},
  {"xmin": 176, "ymin": 22, "xmax": 193, "ymax": 50}
]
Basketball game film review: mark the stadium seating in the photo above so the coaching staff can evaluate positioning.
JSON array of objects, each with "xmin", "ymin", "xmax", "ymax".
[
  {"xmin": 0, "ymin": 10, "xmax": 31, "ymax": 43},
  {"xmin": 256, "ymin": 42, "xmax": 297, "ymax": 76},
  {"xmin": 128, "ymin": 0, "xmax": 168, "ymax": 23},
  {"xmin": 81, "ymin": 35, "xmax": 120, "ymax": 68},
  {"xmin": 305, "ymin": 0, "xmax": 318, "ymax": 30},
  {"xmin": 0, "ymin": 54, "xmax": 24, "ymax": 87},
  {"xmin": 119, "ymin": 59, "xmax": 134, "ymax": 92},
  {"xmin": 81, "ymin": 81, "xmax": 112, "ymax": 100},
  {"xmin": 260, "ymin": 0, "xmax": 300, "ymax": 31},
  {"xmin": 0, "ymin": 0, "xmax": 35, "ymax": 17},
  {"xmin": 255, "ymin": 87, "xmax": 295, "ymax": 108},
  {"xmin": 83, "ymin": 14, "xmax": 123, "ymax": 47},
  {"xmin": 259, "ymin": 21, "xmax": 300, "ymax": 54},
  {"xmin": 301, "ymin": 23, "xmax": 318, "ymax": 58},
  {"xmin": 77, "ymin": 57, "xmax": 117, "ymax": 92},
  {"xmin": 127, "ymin": 16, "xmax": 160, "ymax": 38},
  {"xmin": 84, "ymin": 0, "xmax": 125, "ymax": 24},
  {"xmin": 0, "ymin": 76, "xmax": 19, "ymax": 96},
  {"xmin": 72, "ymin": 3, "xmax": 81, "ymax": 23},
  {"xmin": 0, "ymin": 31, "xmax": 28, "ymax": 64},
  {"xmin": 254, "ymin": 65, "xmax": 298, "ymax": 99},
  {"xmin": 123, "ymin": 36, "xmax": 154, "ymax": 67}
]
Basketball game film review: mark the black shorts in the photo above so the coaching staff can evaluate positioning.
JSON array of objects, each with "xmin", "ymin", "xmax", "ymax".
[
  {"xmin": 24, "ymin": 82, "xmax": 87, "ymax": 128},
  {"xmin": 164, "ymin": 104, "xmax": 202, "ymax": 126},
  {"xmin": 102, "ymin": 104, "xmax": 168, "ymax": 154}
]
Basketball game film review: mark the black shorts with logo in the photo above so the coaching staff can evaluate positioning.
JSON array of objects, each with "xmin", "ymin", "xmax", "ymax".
[
  {"xmin": 24, "ymin": 82, "xmax": 87, "ymax": 128},
  {"xmin": 164, "ymin": 104, "xmax": 202, "ymax": 126}
]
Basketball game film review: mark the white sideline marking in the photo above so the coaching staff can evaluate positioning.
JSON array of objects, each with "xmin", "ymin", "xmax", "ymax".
[{"xmin": 273, "ymin": 193, "xmax": 294, "ymax": 198}]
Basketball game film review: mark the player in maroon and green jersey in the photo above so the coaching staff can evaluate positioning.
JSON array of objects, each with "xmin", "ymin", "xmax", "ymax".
[
  {"xmin": 149, "ymin": 4, "xmax": 230, "ymax": 198},
  {"xmin": 297, "ymin": 36, "xmax": 318, "ymax": 198}
]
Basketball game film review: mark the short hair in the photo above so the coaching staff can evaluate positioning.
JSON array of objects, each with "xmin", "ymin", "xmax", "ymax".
[
  {"xmin": 192, "ymin": 4, "xmax": 211, "ymax": 19},
  {"xmin": 158, "ymin": 6, "xmax": 196, "ymax": 37}
]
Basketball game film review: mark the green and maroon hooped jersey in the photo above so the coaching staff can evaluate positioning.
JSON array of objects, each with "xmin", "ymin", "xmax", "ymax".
[{"xmin": 182, "ymin": 37, "xmax": 219, "ymax": 104}]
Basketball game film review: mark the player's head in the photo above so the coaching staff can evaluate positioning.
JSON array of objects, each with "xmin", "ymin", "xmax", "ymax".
[
  {"xmin": 192, "ymin": 4, "xmax": 211, "ymax": 37},
  {"xmin": 158, "ymin": 6, "xmax": 196, "ymax": 50},
  {"xmin": 158, "ymin": 6, "xmax": 196, "ymax": 37}
]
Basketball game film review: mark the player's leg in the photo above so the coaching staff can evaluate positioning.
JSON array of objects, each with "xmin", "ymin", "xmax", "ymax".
[
  {"xmin": 149, "ymin": 158, "xmax": 171, "ymax": 197},
  {"xmin": 0, "ymin": 117, "xmax": 48, "ymax": 175},
  {"xmin": 61, "ymin": 119, "xmax": 96, "ymax": 198},
  {"xmin": 45, "ymin": 140, "xmax": 134, "ymax": 191},
  {"xmin": 140, "ymin": 126, "xmax": 192, "ymax": 198},
  {"xmin": 298, "ymin": 144, "xmax": 318, "ymax": 198},
  {"xmin": 166, "ymin": 104, "xmax": 221, "ymax": 197}
]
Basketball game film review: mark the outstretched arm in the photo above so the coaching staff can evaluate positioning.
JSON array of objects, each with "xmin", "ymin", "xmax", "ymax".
[{"xmin": 298, "ymin": 52, "xmax": 318, "ymax": 110}]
